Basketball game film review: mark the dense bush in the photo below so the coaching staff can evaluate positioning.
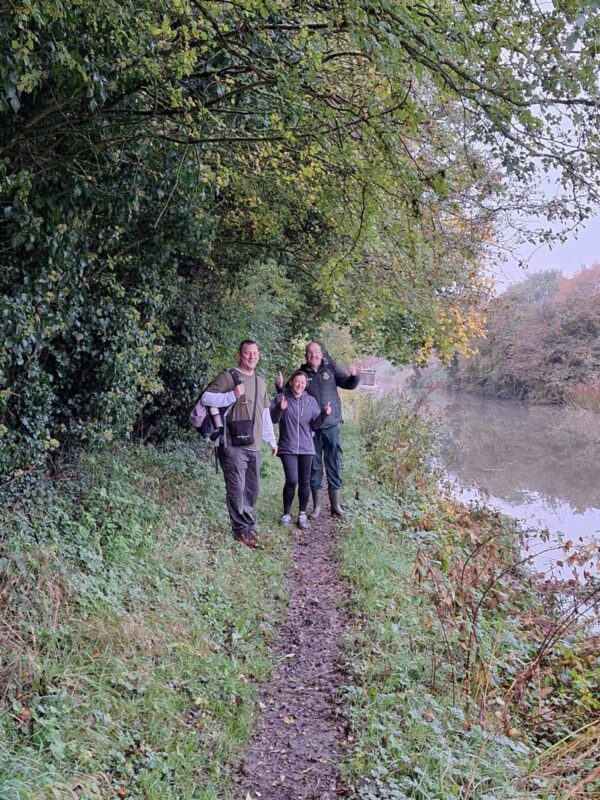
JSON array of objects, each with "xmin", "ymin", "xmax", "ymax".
[
  {"xmin": 357, "ymin": 392, "xmax": 439, "ymax": 497},
  {"xmin": 0, "ymin": 22, "xmax": 311, "ymax": 484}
]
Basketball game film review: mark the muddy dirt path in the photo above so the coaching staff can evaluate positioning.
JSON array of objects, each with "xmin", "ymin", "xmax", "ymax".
[{"xmin": 237, "ymin": 507, "xmax": 351, "ymax": 799}]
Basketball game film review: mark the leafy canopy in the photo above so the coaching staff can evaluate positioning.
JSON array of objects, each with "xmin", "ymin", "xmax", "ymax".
[{"xmin": 1, "ymin": 0, "xmax": 600, "ymax": 478}]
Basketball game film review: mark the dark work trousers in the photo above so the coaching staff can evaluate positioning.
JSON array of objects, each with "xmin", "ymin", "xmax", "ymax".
[
  {"xmin": 279, "ymin": 453, "xmax": 314, "ymax": 514},
  {"xmin": 311, "ymin": 424, "xmax": 342, "ymax": 490},
  {"xmin": 217, "ymin": 445, "xmax": 261, "ymax": 538}
]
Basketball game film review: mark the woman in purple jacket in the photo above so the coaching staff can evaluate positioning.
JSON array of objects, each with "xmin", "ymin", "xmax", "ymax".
[{"xmin": 270, "ymin": 370, "xmax": 331, "ymax": 528}]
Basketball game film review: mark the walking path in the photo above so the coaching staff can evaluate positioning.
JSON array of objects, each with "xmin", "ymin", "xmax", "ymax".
[{"xmin": 237, "ymin": 507, "xmax": 350, "ymax": 799}]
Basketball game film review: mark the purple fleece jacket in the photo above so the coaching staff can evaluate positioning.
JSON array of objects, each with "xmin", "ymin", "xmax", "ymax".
[{"xmin": 270, "ymin": 390, "xmax": 327, "ymax": 455}]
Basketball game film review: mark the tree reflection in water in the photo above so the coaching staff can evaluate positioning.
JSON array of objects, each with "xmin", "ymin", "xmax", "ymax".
[
  {"xmin": 426, "ymin": 391, "xmax": 600, "ymax": 515},
  {"xmin": 408, "ymin": 390, "xmax": 600, "ymax": 585}
]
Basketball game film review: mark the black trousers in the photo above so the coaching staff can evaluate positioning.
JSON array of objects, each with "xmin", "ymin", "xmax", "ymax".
[
  {"xmin": 311, "ymin": 424, "xmax": 342, "ymax": 489},
  {"xmin": 279, "ymin": 453, "xmax": 314, "ymax": 514}
]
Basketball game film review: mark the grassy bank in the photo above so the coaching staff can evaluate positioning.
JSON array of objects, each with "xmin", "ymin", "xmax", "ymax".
[
  {"xmin": 339, "ymin": 394, "xmax": 600, "ymax": 799},
  {"xmin": 2, "ymin": 403, "xmax": 598, "ymax": 799},
  {"xmin": 0, "ymin": 441, "xmax": 289, "ymax": 800}
]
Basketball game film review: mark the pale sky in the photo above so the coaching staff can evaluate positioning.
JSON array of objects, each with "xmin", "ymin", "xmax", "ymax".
[{"xmin": 492, "ymin": 214, "xmax": 599, "ymax": 290}]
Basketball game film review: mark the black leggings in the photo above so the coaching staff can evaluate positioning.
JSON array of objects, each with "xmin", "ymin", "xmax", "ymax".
[{"xmin": 280, "ymin": 453, "xmax": 314, "ymax": 513}]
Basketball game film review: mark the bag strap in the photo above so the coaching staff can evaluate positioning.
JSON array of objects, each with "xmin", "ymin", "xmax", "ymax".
[
  {"xmin": 220, "ymin": 369, "xmax": 250, "ymax": 449},
  {"xmin": 229, "ymin": 370, "xmax": 258, "ymax": 424},
  {"xmin": 218, "ymin": 370, "xmax": 259, "ymax": 449},
  {"xmin": 250, "ymin": 374, "xmax": 258, "ymax": 425}
]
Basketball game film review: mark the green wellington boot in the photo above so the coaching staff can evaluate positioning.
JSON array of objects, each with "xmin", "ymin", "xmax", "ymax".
[
  {"xmin": 328, "ymin": 487, "xmax": 344, "ymax": 516},
  {"xmin": 309, "ymin": 488, "xmax": 322, "ymax": 519}
]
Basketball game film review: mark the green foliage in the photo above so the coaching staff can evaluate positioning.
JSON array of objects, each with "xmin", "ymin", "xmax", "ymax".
[
  {"xmin": 315, "ymin": 324, "xmax": 360, "ymax": 367},
  {"xmin": 358, "ymin": 393, "xmax": 439, "ymax": 496},
  {"xmin": 2, "ymin": 0, "xmax": 600, "ymax": 480},
  {"xmin": 501, "ymin": 271, "xmax": 562, "ymax": 306}
]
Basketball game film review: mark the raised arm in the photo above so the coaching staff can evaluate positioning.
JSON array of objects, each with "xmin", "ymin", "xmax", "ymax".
[
  {"xmin": 333, "ymin": 361, "xmax": 360, "ymax": 390},
  {"xmin": 269, "ymin": 392, "xmax": 287, "ymax": 423}
]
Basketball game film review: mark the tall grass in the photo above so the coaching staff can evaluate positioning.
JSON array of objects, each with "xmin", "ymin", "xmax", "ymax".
[
  {"xmin": 339, "ymin": 396, "xmax": 600, "ymax": 799},
  {"xmin": 0, "ymin": 440, "xmax": 289, "ymax": 800},
  {"xmin": 565, "ymin": 380, "xmax": 600, "ymax": 414},
  {"xmin": 2, "ymin": 406, "xmax": 598, "ymax": 800}
]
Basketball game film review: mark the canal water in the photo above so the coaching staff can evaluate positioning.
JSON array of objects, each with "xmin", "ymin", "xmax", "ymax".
[{"xmin": 416, "ymin": 389, "xmax": 600, "ymax": 582}]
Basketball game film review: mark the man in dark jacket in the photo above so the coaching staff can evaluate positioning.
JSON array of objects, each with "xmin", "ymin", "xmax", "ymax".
[{"xmin": 277, "ymin": 341, "xmax": 360, "ymax": 517}]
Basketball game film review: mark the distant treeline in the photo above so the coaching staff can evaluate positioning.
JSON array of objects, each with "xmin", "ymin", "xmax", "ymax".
[{"xmin": 448, "ymin": 266, "xmax": 600, "ymax": 406}]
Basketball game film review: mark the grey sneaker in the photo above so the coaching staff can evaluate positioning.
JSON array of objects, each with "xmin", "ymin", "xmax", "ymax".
[
  {"xmin": 280, "ymin": 513, "xmax": 292, "ymax": 526},
  {"xmin": 297, "ymin": 513, "xmax": 309, "ymax": 529}
]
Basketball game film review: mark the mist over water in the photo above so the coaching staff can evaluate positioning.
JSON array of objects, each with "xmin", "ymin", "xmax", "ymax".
[{"xmin": 363, "ymin": 361, "xmax": 600, "ymax": 580}]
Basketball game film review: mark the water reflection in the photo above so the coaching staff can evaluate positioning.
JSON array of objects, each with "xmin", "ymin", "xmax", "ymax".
[
  {"xmin": 426, "ymin": 391, "xmax": 600, "ymax": 519},
  {"xmin": 416, "ymin": 390, "xmax": 600, "ymax": 579}
]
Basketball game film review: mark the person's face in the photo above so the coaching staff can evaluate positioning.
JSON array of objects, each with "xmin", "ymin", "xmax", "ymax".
[
  {"xmin": 238, "ymin": 343, "xmax": 260, "ymax": 372},
  {"xmin": 306, "ymin": 344, "xmax": 323, "ymax": 370},
  {"xmin": 290, "ymin": 374, "xmax": 307, "ymax": 396}
]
